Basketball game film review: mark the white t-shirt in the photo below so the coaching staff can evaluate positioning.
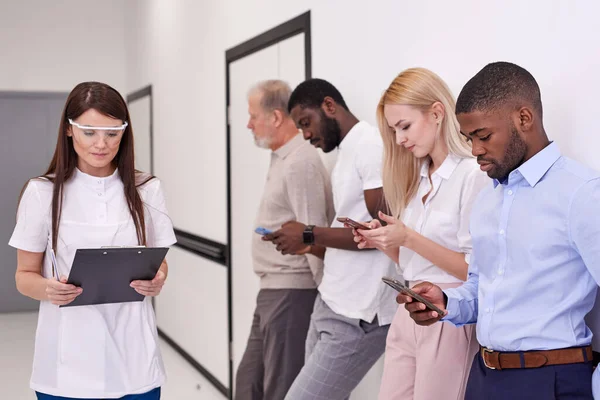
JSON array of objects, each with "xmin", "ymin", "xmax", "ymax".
[
  {"xmin": 319, "ymin": 121, "xmax": 398, "ymax": 325},
  {"xmin": 9, "ymin": 168, "xmax": 176, "ymax": 398},
  {"xmin": 400, "ymin": 154, "xmax": 489, "ymax": 283}
]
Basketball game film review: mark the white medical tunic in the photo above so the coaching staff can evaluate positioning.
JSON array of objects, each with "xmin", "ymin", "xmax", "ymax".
[{"xmin": 9, "ymin": 168, "xmax": 177, "ymax": 398}]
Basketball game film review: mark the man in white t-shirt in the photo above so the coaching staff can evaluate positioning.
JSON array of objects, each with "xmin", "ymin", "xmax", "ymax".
[{"xmin": 264, "ymin": 79, "xmax": 398, "ymax": 399}]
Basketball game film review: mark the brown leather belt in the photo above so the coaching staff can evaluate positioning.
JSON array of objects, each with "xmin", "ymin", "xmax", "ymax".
[{"xmin": 480, "ymin": 345, "xmax": 593, "ymax": 370}]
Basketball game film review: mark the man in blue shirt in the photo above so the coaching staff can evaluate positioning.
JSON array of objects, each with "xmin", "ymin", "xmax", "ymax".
[{"xmin": 399, "ymin": 61, "xmax": 600, "ymax": 399}]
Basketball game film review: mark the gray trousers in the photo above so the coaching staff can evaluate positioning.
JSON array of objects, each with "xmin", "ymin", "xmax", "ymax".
[
  {"xmin": 285, "ymin": 293, "xmax": 390, "ymax": 400},
  {"xmin": 235, "ymin": 288, "xmax": 318, "ymax": 400}
]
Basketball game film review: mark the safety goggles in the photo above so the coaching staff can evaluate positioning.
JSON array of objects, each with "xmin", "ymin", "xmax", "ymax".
[
  {"xmin": 68, "ymin": 118, "xmax": 128, "ymax": 143},
  {"xmin": 68, "ymin": 118, "xmax": 128, "ymax": 132}
]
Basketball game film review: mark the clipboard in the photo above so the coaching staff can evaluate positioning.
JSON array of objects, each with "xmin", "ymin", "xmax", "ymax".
[{"xmin": 61, "ymin": 247, "xmax": 169, "ymax": 307}]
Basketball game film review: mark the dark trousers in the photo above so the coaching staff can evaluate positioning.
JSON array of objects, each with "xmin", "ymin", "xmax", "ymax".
[
  {"xmin": 235, "ymin": 288, "xmax": 317, "ymax": 400},
  {"xmin": 466, "ymin": 352, "xmax": 593, "ymax": 400},
  {"xmin": 36, "ymin": 387, "xmax": 160, "ymax": 399}
]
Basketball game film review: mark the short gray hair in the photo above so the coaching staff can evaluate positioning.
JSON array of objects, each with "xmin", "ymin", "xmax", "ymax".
[{"xmin": 248, "ymin": 80, "xmax": 292, "ymax": 116}]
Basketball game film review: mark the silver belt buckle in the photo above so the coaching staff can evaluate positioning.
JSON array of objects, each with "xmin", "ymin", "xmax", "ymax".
[{"xmin": 482, "ymin": 347, "xmax": 497, "ymax": 370}]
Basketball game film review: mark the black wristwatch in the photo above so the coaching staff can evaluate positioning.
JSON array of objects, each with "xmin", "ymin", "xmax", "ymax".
[{"xmin": 303, "ymin": 225, "xmax": 316, "ymax": 245}]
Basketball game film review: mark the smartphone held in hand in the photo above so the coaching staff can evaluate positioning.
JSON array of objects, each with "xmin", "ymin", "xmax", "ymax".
[
  {"xmin": 337, "ymin": 217, "xmax": 371, "ymax": 230},
  {"xmin": 381, "ymin": 276, "xmax": 445, "ymax": 316},
  {"xmin": 255, "ymin": 227, "xmax": 273, "ymax": 235}
]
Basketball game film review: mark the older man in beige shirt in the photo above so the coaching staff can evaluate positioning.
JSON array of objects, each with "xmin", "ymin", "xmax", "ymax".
[{"xmin": 234, "ymin": 80, "xmax": 334, "ymax": 400}]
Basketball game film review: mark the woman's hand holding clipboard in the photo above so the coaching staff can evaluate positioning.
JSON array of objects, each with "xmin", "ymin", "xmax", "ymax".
[
  {"xmin": 45, "ymin": 249, "xmax": 83, "ymax": 306},
  {"xmin": 130, "ymin": 268, "xmax": 166, "ymax": 297}
]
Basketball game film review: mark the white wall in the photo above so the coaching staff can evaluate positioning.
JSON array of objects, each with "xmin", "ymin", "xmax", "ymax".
[
  {"xmin": 0, "ymin": 0, "xmax": 127, "ymax": 93},
  {"xmin": 125, "ymin": 0, "xmax": 600, "ymax": 239},
  {"xmin": 156, "ymin": 247, "xmax": 229, "ymax": 386}
]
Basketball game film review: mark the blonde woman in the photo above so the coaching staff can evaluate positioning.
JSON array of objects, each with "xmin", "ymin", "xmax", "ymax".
[{"xmin": 353, "ymin": 68, "xmax": 489, "ymax": 399}]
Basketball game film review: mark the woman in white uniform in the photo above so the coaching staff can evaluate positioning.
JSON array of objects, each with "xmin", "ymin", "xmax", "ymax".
[{"xmin": 9, "ymin": 81, "xmax": 176, "ymax": 399}]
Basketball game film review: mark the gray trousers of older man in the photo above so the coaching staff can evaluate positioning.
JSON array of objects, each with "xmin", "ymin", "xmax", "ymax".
[
  {"xmin": 284, "ymin": 293, "xmax": 390, "ymax": 400},
  {"xmin": 235, "ymin": 288, "xmax": 318, "ymax": 400}
]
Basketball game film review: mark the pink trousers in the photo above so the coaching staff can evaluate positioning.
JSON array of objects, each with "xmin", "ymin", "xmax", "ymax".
[{"xmin": 378, "ymin": 282, "xmax": 479, "ymax": 400}]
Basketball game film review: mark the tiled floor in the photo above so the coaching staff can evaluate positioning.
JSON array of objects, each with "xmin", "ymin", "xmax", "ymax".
[{"xmin": 0, "ymin": 312, "xmax": 227, "ymax": 400}]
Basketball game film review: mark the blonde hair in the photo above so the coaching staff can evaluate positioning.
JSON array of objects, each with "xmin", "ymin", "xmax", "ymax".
[{"xmin": 377, "ymin": 68, "xmax": 473, "ymax": 218}]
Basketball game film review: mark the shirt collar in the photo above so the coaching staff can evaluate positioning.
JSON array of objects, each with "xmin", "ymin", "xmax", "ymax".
[
  {"xmin": 493, "ymin": 141, "xmax": 560, "ymax": 188},
  {"xmin": 420, "ymin": 153, "xmax": 463, "ymax": 180},
  {"xmin": 74, "ymin": 167, "xmax": 120, "ymax": 189},
  {"xmin": 274, "ymin": 133, "xmax": 304, "ymax": 159},
  {"xmin": 338, "ymin": 121, "xmax": 368, "ymax": 150}
]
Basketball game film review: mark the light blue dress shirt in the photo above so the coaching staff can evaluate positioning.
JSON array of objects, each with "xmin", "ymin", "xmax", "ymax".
[{"xmin": 444, "ymin": 142, "xmax": 600, "ymax": 358}]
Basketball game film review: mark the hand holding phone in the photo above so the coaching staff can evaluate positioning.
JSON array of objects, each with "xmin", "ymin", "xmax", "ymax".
[
  {"xmin": 337, "ymin": 217, "xmax": 371, "ymax": 230},
  {"xmin": 381, "ymin": 277, "xmax": 445, "ymax": 316}
]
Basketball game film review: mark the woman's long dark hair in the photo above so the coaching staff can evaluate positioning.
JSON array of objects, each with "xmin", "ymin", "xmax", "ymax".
[{"xmin": 21, "ymin": 81, "xmax": 152, "ymax": 252}]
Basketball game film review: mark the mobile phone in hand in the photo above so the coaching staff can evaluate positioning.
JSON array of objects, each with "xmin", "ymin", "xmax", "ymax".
[
  {"xmin": 255, "ymin": 227, "xmax": 273, "ymax": 235},
  {"xmin": 337, "ymin": 217, "xmax": 371, "ymax": 230},
  {"xmin": 381, "ymin": 276, "xmax": 445, "ymax": 316}
]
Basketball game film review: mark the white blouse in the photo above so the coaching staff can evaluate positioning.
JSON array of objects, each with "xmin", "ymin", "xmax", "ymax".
[
  {"xmin": 399, "ymin": 154, "xmax": 489, "ymax": 284},
  {"xmin": 9, "ymin": 168, "xmax": 176, "ymax": 398}
]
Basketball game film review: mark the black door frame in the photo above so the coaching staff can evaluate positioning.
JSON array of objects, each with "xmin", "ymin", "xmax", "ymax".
[{"xmin": 225, "ymin": 10, "xmax": 312, "ymax": 398}]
